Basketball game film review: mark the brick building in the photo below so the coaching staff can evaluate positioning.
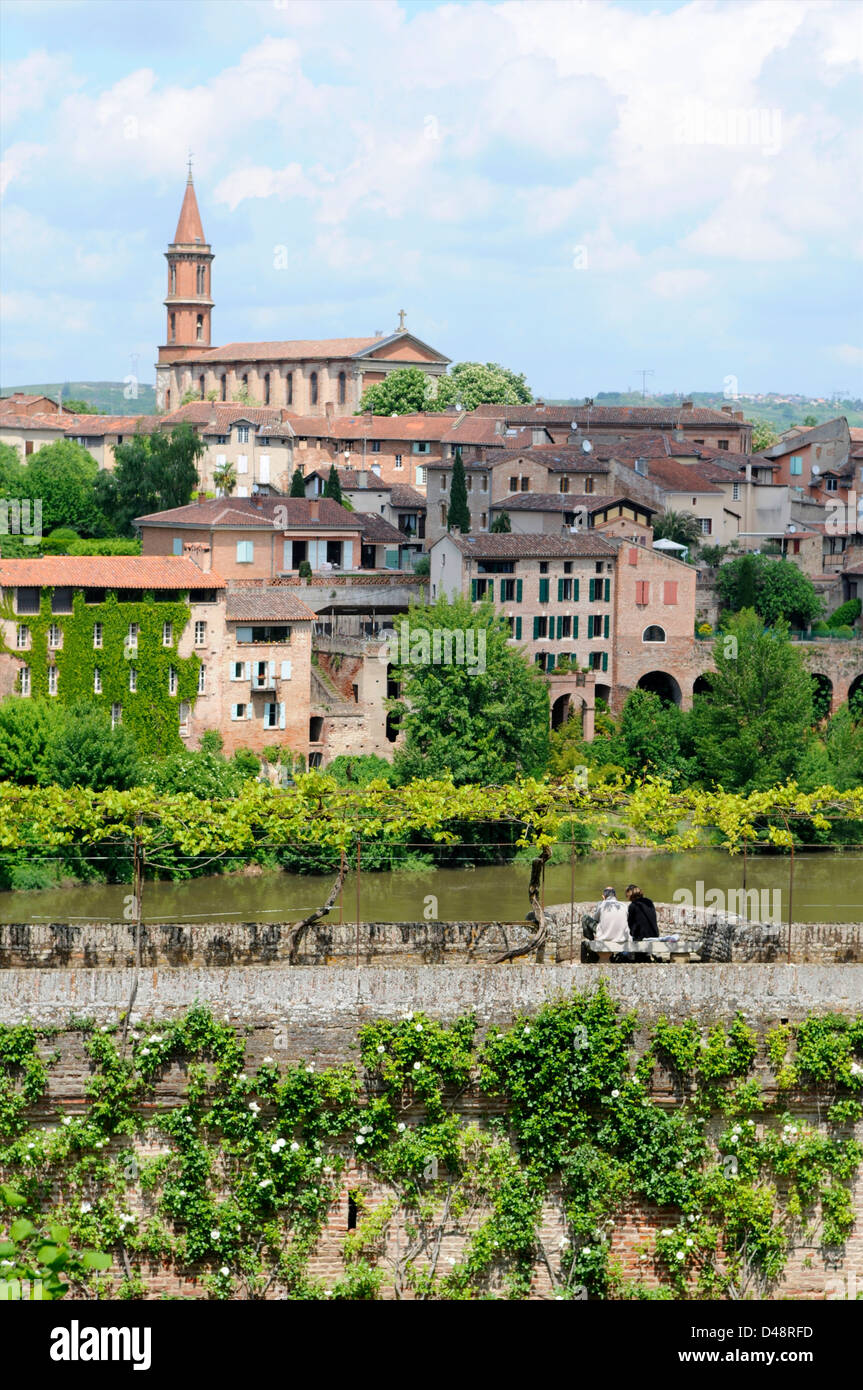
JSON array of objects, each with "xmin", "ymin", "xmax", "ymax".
[
  {"xmin": 154, "ymin": 174, "xmax": 450, "ymax": 417},
  {"xmin": 469, "ymin": 400, "xmax": 753, "ymax": 451}
]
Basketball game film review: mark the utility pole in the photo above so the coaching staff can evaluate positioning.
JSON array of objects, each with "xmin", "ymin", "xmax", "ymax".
[{"xmin": 635, "ymin": 369, "xmax": 654, "ymax": 399}]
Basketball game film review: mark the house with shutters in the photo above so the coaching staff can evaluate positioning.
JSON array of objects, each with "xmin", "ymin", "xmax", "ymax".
[{"xmin": 219, "ymin": 588, "xmax": 315, "ymax": 755}]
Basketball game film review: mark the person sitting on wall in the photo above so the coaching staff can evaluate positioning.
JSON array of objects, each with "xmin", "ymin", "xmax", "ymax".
[
  {"xmin": 626, "ymin": 884, "xmax": 659, "ymax": 941},
  {"xmin": 593, "ymin": 886, "xmax": 631, "ymax": 952}
]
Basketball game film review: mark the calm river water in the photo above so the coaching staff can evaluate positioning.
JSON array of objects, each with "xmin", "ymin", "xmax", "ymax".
[{"xmin": 1, "ymin": 848, "xmax": 861, "ymax": 924}]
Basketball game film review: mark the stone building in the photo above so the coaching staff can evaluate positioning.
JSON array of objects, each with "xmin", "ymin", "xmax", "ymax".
[
  {"xmin": 469, "ymin": 400, "xmax": 754, "ymax": 451},
  {"xmin": 154, "ymin": 173, "xmax": 450, "ymax": 416}
]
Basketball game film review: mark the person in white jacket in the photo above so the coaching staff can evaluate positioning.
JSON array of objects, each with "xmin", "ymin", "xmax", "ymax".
[{"xmin": 594, "ymin": 886, "xmax": 631, "ymax": 952}]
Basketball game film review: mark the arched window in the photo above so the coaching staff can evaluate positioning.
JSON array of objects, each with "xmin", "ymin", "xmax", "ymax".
[
  {"xmin": 196, "ymin": 313, "xmax": 203, "ymax": 342},
  {"xmin": 338, "ymin": 371, "xmax": 346, "ymax": 405},
  {"xmin": 196, "ymin": 263, "xmax": 207, "ymax": 294},
  {"xmin": 220, "ymin": 375, "xmax": 227, "ymax": 402},
  {"xmin": 169, "ymin": 312, "xmax": 176, "ymax": 342},
  {"xmin": 165, "ymin": 389, "xmax": 171, "ymax": 411},
  {"xmin": 169, "ymin": 265, "xmax": 176, "ymax": 294},
  {"xmin": 642, "ymin": 625, "xmax": 666, "ymax": 643},
  {"xmin": 199, "ymin": 375, "xmax": 205, "ymax": 400},
  {"xmin": 310, "ymin": 372, "xmax": 318, "ymax": 406},
  {"xmin": 263, "ymin": 372, "xmax": 271, "ymax": 405},
  {"xmin": 286, "ymin": 372, "xmax": 293, "ymax": 406}
]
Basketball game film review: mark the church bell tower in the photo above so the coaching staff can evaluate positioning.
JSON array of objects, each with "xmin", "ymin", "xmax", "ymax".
[{"xmin": 158, "ymin": 166, "xmax": 214, "ymax": 363}]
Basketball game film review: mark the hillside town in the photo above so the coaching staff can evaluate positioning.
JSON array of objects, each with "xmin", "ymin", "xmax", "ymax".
[{"xmin": 1, "ymin": 172, "xmax": 861, "ymax": 765}]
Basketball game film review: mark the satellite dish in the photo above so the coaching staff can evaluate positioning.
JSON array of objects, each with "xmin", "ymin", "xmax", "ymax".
[
  {"xmin": 570, "ymin": 420, "xmax": 579, "ymax": 431},
  {"xmin": 811, "ymin": 464, "xmax": 820, "ymax": 475},
  {"xmin": 582, "ymin": 440, "xmax": 593, "ymax": 454}
]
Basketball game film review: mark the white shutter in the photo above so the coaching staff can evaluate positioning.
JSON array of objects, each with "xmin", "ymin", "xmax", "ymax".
[
  {"xmin": 244, "ymin": 662, "xmax": 251, "ymax": 680},
  {"xmin": 264, "ymin": 702, "xmax": 273, "ymax": 725},
  {"xmin": 247, "ymin": 704, "xmax": 253, "ymax": 720},
  {"xmin": 231, "ymin": 704, "xmax": 238, "ymax": 720},
  {"xmin": 269, "ymin": 660, "xmax": 276, "ymax": 683},
  {"xmin": 280, "ymin": 660, "xmax": 291, "ymax": 680},
  {"xmin": 259, "ymin": 454, "xmax": 270, "ymax": 484},
  {"xmin": 237, "ymin": 486, "xmax": 248, "ymax": 497},
  {"xmin": 278, "ymin": 702, "xmax": 286, "ymax": 729},
  {"xmin": 237, "ymin": 454, "xmax": 248, "ymax": 474},
  {"xmin": 217, "ymin": 453, "xmax": 226, "ymax": 466},
  {"xmin": 342, "ymin": 539, "xmax": 351, "ymax": 569}
]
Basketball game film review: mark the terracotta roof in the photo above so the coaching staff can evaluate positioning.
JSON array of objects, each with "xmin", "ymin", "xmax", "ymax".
[
  {"xmin": 357, "ymin": 513, "xmax": 405, "ymax": 543},
  {"xmin": 160, "ymin": 403, "xmax": 291, "ymax": 433},
  {"xmin": 0, "ymin": 393, "xmax": 64, "ymax": 413},
  {"xmin": 389, "ymin": 484, "xmax": 427, "ymax": 509},
  {"xmin": 491, "ymin": 492, "xmax": 656, "ymax": 515},
  {"xmin": 0, "ymin": 413, "xmax": 67, "ymax": 432},
  {"xmin": 192, "ymin": 338, "xmax": 379, "ymax": 364},
  {"xmin": 469, "ymin": 403, "xmax": 749, "ymax": 428},
  {"xmin": 225, "ymin": 589, "xmax": 315, "ymax": 622},
  {"xmin": 0, "ymin": 555, "xmax": 224, "ymax": 589},
  {"xmin": 173, "ymin": 173, "xmax": 206, "ymax": 244},
  {"xmin": 444, "ymin": 533, "xmax": 616, "ymax": 560},
  {"xmin": 615, "ymin": 454, "xmax": 724, "ymax": 494},
  {"xmin": 135, "ymin": 496, "xmax": 360, "ymax": 530},
  {"xmin": 64, "ymin": 415, "xmax": 161, "ymax": 437}
]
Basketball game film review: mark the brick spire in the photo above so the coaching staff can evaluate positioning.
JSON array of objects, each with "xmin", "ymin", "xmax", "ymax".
[{"xmin": 174, "ymin": 169, "xmax": 206, "ymax": 245}]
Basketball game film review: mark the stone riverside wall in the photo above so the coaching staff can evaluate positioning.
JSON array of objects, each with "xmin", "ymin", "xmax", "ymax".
[
  {"xmin": 3, "ymin": 965, "xmax": 862, "ymax": 1300},
  {"xmin": 2, "ymin": 903, "xmax": 861, "ymax": 968}
]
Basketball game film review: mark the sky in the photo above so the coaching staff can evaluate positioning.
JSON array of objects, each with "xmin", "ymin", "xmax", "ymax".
[{"xmin": 1, "ymin": 0, "xmax": 862, "ymax": 400}]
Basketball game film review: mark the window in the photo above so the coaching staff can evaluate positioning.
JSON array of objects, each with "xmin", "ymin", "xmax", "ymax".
[
  {"xmin": 732, "ymin": 482, "xmax": 740, "ymax": 501},
  {"xmin": 179, "ymin": 702, "xmax": 190, "ymax": 736},
  {"xmin": 111, "ymin": 703, "xmax": 122, "ymax": 729},
  {"xmin": 51, "ymin": 588, "xmax": 72, "ymax": 613},
  {"xmin": 194, "ymin": 621, "xmax": 207, "ymax": 646},
  {"xmin": 663, "ymin": 581, "xmax": 678, "ymax": 605},
  {"xmin": 198, "ymin": 374, "xmax": 205, "ymax": 397},
  {"xmin": 559, "ymin": 477, "xmax": 570, "ymax": 493},
  {"xmin": 558, "ymin": 578, "xmax": 573, "ymax": 601},
  {"xmin": 558, "ymin": 615, "xmax": 572, "ymax": 639},
  {"xmin": 466, "ymin": 475, "xmax": 473, "ymax": 491},
  {"xmin": 643, "ymin": 625, "xmax": 666, "ymax": 643},
  {"xmin": 717, "ymin": 439, "xmax": 729, "ymax": 450},
  {"xmin": 170, "ymin": 265, "xmax": 176, "ymax": 294},
  {"xmin": 47, "ymin": 623, "xmax": 61, "ymax": 648},
  {"xmin": 538, "ymin": 577, "xmax": 550, "ymax": 604},
  {"xmin": 231, "ymin": 703, "xmax": 249, "ymax": 720},
  {"xmin": 169, "ymin": 312, "xmax": 176, "ymax": 341},
  {"xmin": 584, "ymin": 477, "xmax": 594, "ymax": 495},
  {"xmin": 168, "ymin": 666, "xmax": 178, "ymax": 696},
  {"xmin": 533, "ymin": 616, "xmax": 549, "ymax": 639},
  {"xmin": 48, "ymin": 665, "xmax": 58, "ymax": 696},
  {"xmin": 20, "ymin": 666, "xmax": 31, "ymax": 696},
  {"xmin": 310, "ymin": 372, "xmax": 318, "ymax": 406},
  {"xmin": 440, "ymin": 503, "xmax": 447, "ymax": 526},
  {"xmin": 370, "ymin": 441, "xmax": 381, "ymax": 453},
  {"xmin": 16, "ymin": 625, "xmax": 29, "ymax": 649},
  {"xmin": 126, "ymin": 622, "xmax": 138, "ymax": 650},
  {"xmin": 520, "ymin": 476, "xmax": 529, "ymax": 491},
  {"xmin": 635, "ymin": 580, "xmax": 650, "ymax": 605},
  {"xmin": 539, "ymin": 562, "xmax": 549, "ymax": 574},
  {"xmin": 563, "ymin": 561, "xmax": 573, "ymax": 574},
  {"xmin": 480, "ymin": 512, "xmax": 488, "ymax": 529},
  {"xmin": 471, "ymin": 578, "xmax": 493, "ymax": 600},
  {"xmin": 197, "ymin": 665, "xmax": 206, "ymax": 694},
  {"xmin": 394, "ymin": 454, "xmax": 403, "ymax": 471},
  {"xmin": 236, "ymin": 540, "xmax": 254, "ymax": 564},
  {"xmin": 589, "ymin": 577, "xmax": 610, "ymax": 602},
  {"xmin": 173, "ymin": 537, "xmax": 183, "ymax": 556},
  {"xmin": 500, "ymin": 578, "xmax": 516, "ymax": 602},
  {"xmin": 286, "ymin": 372, "xmax": 293, "ymax": 405},
  {"xmin": 129, "ymin": 667, "xmax": 137, "ymax": 692},
  {"xmin": 440, "ymin": 473, "xmax": 448, "ymax": 492},
  {"xmin": 338, "ymin": 371, "xmax": 346, "ymax": 405},
  {"xmin": 700, "ymin": 518, "xmax": 712, "ymax": 535},
  {"xmin": 825, "ymin": 476, "xmax": 838, "ymax": 493},
  {"xmin": 237, "ymin": 425, "xmax": 250, "ymax": 444},
  {"xmin": 416, "ymin": 465, "xmax": 426, "ymax": 486},
  {"xmin": 413, "ymin": 441, "xmax": 430, "ymax": 455},
  {"xmin": 231, "ymin": 661, "xmax": 246, "ymax": 681},
  {"xmin": 509, "ymin": 476, "xmax": 518, "ymax": 493},
  {"xmin": 15, "ymin": 588, "xmax": 37, "ymax": 615},
  {"xmin": 588, "ymin": 614, "xmax": 609, "ymax": 639},
  {"xmin": 789, "ymin": 455, "xmax": 803, "ymax": 476},
  {"xmin": 220, "ymin": 376, "xmax": 227, "ymax": 402},
  {"xmin": 94, "ymin": 667, "xmax": 102, "ymax": 694},
  {"xmin": 235, "ymin": 625, "xmax": 292, "ymax": 644},
  {"xmin": 264, "ymin": 372, "xmax": 271, "ymax": 405},
  {"xmin": 480, "ymin": 475, "xmax": 488, "ymax": 492},
  {"xmin": 628, "ymin": 547, "xmax": 639, "ymax": 566}
]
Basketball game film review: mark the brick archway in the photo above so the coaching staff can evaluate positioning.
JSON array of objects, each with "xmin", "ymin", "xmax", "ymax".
[
  {"xmin": 547, "ymin": 672, "xmax": 596, "ymax": 739},
  {"xmin": 636, "ymin": 669, "xmax": 682, "ymax": 706}
]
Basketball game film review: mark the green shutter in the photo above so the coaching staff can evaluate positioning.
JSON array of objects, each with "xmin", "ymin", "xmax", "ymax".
[
  {"xmin": 573, "ymin": 578, "xmax": 579, "ymax": 601},
  {"xmin": 547, "ymin": 654, "xmax": 555, "ymax": 671},
  {"xmin": 603, "ymin": 614, "xmax": 609, "ymax": 639},
  {"xmin": 539, "ymin": 578, "xmax": 549, "ymax": 604},
  {"xmin": 602, "ymin": 651, "xmax": 608, "ymax": 672},
  {"xmin": 555, "ymin": 615, "xmax": 562, "ymax": 639},
  {"xmin": 588, "ymin": 578, "xmax": 595, "ymax": 601},
  {"xmin": 533, "ymin": 616, "xmax": 540, "ymax": 639},
  {"xmin": 604, "ymin": 578, "xmax": 610, "ymax": 601},
  {"xmin": 471, "ymin": 579, "xmax": 477, "ymax": 601},
  {"xmin": 516, "ymin": 578, "xmax": 523, "ymax": 603},
  {"xmin": 515, "ymin": 616, "xmax": 522, "ymax": 640},
  {"xmin": 572, "ymin": 615, "xmax": 578, "ymax": 639},
  {"xmin": 487, "ymin": 579, "xmax": 494, "ymax": 601},
  {"xmin": 557, "ymin": 578, "xmax": 564, "ymax": 601}
]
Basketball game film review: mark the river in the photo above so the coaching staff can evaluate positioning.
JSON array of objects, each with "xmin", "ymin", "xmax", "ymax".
[{"xmin": 0, "ymin": 847, "xmax": 861, "ymax": 925}]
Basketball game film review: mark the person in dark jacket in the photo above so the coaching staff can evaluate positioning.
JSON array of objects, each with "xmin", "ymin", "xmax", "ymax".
[{"xmin": 625, "ymin": 884, "xmax": 658, "ymax": 941}]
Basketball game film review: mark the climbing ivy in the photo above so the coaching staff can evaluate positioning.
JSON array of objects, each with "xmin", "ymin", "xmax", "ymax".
[
  {"xmin": 0, "ymin": 588, "xmax": 200, "ymax": 753},
  {"xmin": 0, "ymin": 990, "xmax": 861, "ymax": 1300}
]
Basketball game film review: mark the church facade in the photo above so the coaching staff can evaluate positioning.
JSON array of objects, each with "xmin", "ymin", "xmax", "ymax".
[{"xmin": 155, "ymin": 173, "xmax": 450, "ymax": 416}]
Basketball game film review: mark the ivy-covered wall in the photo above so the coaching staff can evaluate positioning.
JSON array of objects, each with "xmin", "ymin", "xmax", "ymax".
[{"xmin": 1, "ymin": 589, "xmax": 200, "ymax": 753}]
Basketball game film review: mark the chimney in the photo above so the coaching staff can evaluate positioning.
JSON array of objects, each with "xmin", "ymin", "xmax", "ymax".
[
  {"xmin": 197, "ymin": 490, "xmax": 207, "ymax": 503},
  {"xmin": 184, "ymin": 542, "xmax": 212, "ymax": 573},
  {"xmin": 681, "ymin": 399, "xmax": 694, "ymax": 411},
  {"xmin": 721, "ymin": 405, "xmax": 733, "ymax": 415},
  {"xmin": 734, "ymin": 411, "xmax": 744, "ymax": 421},
  {"xmin": 309, "ymin": 498, "xmax": 320, "ymax": 521}
]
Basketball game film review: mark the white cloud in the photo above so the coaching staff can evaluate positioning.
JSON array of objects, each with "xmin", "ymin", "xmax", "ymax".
[
  {"xmin": 648, "ymin": 269, "xmax": 712, "ymax": 299},
  {"xmin": 830, "ymin": 344, "xmax": 863, "ymax": 368},
  {"xmin": 0, "ymin": 50, "xmax": 78, "ymax": 124},
  {"xmin": 0, "ymin": 141, "xmax": 47, "ymax": 196}
]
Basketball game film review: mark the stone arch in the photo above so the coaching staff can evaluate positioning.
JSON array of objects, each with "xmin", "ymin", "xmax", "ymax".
[
  {"xmin": 849, "ymin": 672, "xmax": 863, "ymax": 715},
  {"xmin": 594, "ymin": 683, "xmax": 612, "ymax": 706},
  {"xmin": 809, "ymin": 672, "xmax": 833, "ymax": 721},
  {"xmin": 551, "ymin": 692, "xmax": 572, "ymax": 730},
  {"xmin": 692, "ymin": 673, "xmax": 712, "ymax": 697},
  {"xmin": 636, "ymin": 670, "xmax": 682, "ymax": 706},
  {"xmin": 642, "ymin": 624, "xmax": 666, "ymax": 644}
]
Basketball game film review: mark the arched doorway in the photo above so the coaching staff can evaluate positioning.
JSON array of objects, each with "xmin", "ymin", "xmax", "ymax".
[
  {"xmin": 810, "ymin": 672, "xmax": 833, "ymax": 721},
  {"xmin": 849, "ymin": 673, "xmax": 863, "ymax": 719},
  {"xmin": 692, "ymin": 674, "xmax": 712, "ymax": 697},
  {"xmin": 636, "ymin": 671, "xmax": 682, "ymax": 706},
  {"xmin": 551, "ymin": 693, "xmax": 572, "ymax": 730}
]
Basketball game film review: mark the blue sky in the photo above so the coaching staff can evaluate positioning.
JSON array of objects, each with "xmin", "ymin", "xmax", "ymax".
[{"xmin": 2, "ymin": 0, "xmax": 861, "ymax": 399}]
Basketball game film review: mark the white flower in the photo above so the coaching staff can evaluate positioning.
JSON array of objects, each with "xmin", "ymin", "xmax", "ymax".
[
  {"xmin": 178, "ymin": 1189, "xmax": 186, "ymax": 1197},
  {"xmin": 415, "ymin": 1024, "xmax": 423, "ymax": 1033},
  {"xmin": 687, "ymin": 1215, "xmax": 695, "ymax": 1223},
  {"xmin": 100, "ymin": 1025, "xmax": 110, "ymax": 1033},
  {"xmin": 27, "ymin": 1143, "xmax": 35, "ymax": 1150},
  {"xmin": 306, "ymin": 1065, "xmax": 314, "ymax": 1074},
  {"xmin": 406, "ymin": 1012, "xmax": 414, "ymax": 1021},
  {"xmin": 582, "ymin": 1247, "xmax": 591, "ymax": 1255},
  {"xmin": 289, "ymin": 1141, "xmax": 299, "ymax": 1152},
  {"xmin": 639, "ymin": 1254, "xmax": 647, "ymax": 1262},
  {"xmin": 676, "ymin": 1251, "xmax": 685, "ymax": 1260},
  {"xmin": 356, "ymin": 1135, "xmax": 365, "ymax": 1145},
  {"xmin": 238, "ymin": 1073, "xmax": 247, "ymax": 1082},
  {"xmin": 210, "ymin": 1229, "xmax": 220, "ymax": 1241},
  {"xmin": 850, "ymin": 1061, "xmax": 863, "ymax": 1076},
  {"xmin": 248, "ymin": 1102, "xmax": 260, "ymax": 1114},
  {"xmin": 263, "ymin": 1056, "xmax": 273, "ymax": 1065},
  {"xmin": 94, "ymin": 1140, "xmax": 105, "ymax": 1149},
  {"xmin": 686, "ymin": 1238, "xmax": 694, "ymax": 1247},
  {"xmin": 80, "ymin": 1202, "xmax": 92, "ymax": 1213},
  {"xmin": 377, "ymin": 1045, "xmax": 385, "ymax": 1055},
  {"xmin": 661, "ymin": 1228, "xmax": 673, "ymax": 1237},
  {"xmin": 258, "ymin": 1179, "xmax": 272, "ymax": 1189},
  {"xmin": 62, "ymin": 1117, "xmax": 72, "ymax": 1126},
  {"xmin": 140, "ymin": 1048, "xmax": 150, "ymax": 1057},
  {"xmin": 313, "ymin": 1157, "xmax": 322, "ymax": 1167},
  {"xmin": 119, "ymin": 1214, "xmax": 135, "ymax": 1226},
  {"xmin": 0, "ymin": 1260, "xmax": 13, "ymax": 1267},
  {"xmin": 397, "ymin": 1123, "xmax": 406, "ymax": 1133},
  {"xmin": 360, "ymin": 1126, "xmax": 371, "ymax": 1135},
  {"xmin": 220, "ymin": 1266, "xmax": 230, "ymax": 1277},
  {"xmin": 523, "ymin": 1027, "xmax": 531, "ymax": 1036},
  {"xmin": 728, "ymin": 1135, "xmax": 737, "ymax": 1144},
  {"xmin": 413, "ymin": 1062, "xmax": 421, "ymax": 1071},
  {"xmin": 611, "ymin": 1089, "xmax": 620, "ymax": 1098}
]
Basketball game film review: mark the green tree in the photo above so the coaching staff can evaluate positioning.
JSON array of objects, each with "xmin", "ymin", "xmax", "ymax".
[
  {"xmin": 689, "ymin": 611, "xmax": 814, "ymax": 790},
  {"xmin": 0, "ymin": 441, "xmax": 24, "ymax": 493},
  {"xmin": 42, "ymin": 705, "xmax": 141, "ymax": 791},
  {"xmin": 289, "ymin": 467, "xmax": 306, "ymax": 498},
  {"xmin": 652, "ymin": 509, "xmax": 702, "ymax": 551},
  {"xmin": 0, "ymin": 699, "xmax": 64, "ymax": 784},
  {"xmin": 749, "ymin": 420, "xmax": 779, "ymax": 452},
  {"xmin": 446, "ymin": 448, "xmax": 470, "ymax": 533},
  {"xmin": 213, "ymin": 458, "xmax": 236, "ymax": 496},
  {"xmin": 19, "ymin": 440, "xmax": 109, "ymax": 536},
  {"xmin": 324, "ymin": 464, "xmax": 344, "ymax": 504},
  {"xmin": 797, "ymin": 705, "xmax": 863, "ymax": 792},
  {"xmin": 802, "ymin": 415, "xmax": 818, "ymax": 427},
  {"xmin": 98, "ymin": 423, "xmax": 204, "ymax": 535},
  {"xmin": 435, "ymin": 361, "xmax": 532, "ymax": 411},
  {"xmin": 391, "ymin": 596, "xmax": 549, "ymax": 784},
  {"xmin": 359, "ymin": 367, "xmax": 434, "ymax": 415},
  {"xmin": 490, "ymin": 511, "xmax": 511, "ymax": 533},
  {"xmin": 717, "ymin": 554, "xmax": 822, "ymax": 628},
  {"xmin": 615, "ymin": 689, "xmax": 695, "ymax": 786},
  {"xmin": 61, "ymin": 399, "xmax": 102, "ymax": 415}
]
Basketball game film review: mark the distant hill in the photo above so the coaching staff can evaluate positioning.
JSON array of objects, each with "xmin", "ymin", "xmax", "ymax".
[
  {"xmin": 544, "ymin": 390, "xmax": 863, "ymax": 430},
  {"xmin": 0, "ymin": 381, "xmax": 157, "ymax": 415}
]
